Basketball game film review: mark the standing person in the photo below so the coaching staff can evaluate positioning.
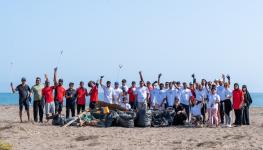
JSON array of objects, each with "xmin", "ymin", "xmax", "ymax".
[
  {"xmin": 139, "ymin": 71, "xmax": 153, "ymax": 108},
  {"xmin": 217, "ymin": 74, "xmax": 231, "ymax": 125},
  {"xmin": 42, "ymin": 74, "xmax": 55, "ymax": 121},
  {"xmin": 232, "ymin": 83, "xmax": 244, "ymax": 126},
  {"xmin": 76, "ymin": 81, "xmax": 88, "ymax": 114},
  {"xmin": 179, "ymin": 82, "xmax": 192, "ymax": 121},
  {"xmin": 113, "ymin": 82, "xmax": 122, "ymax": 105},
  {"xmin": 157, "ymin": 83, "xmax": 167, "ymax": 110},
  {"xmin": 166, "ymin": 82, "xmax": 177, "ymax": 108},
  {"xmin": 11, "ymin": 77, "xmax": 31, "ymax": 123},
  {"xmin": 88, "ymin": 81, "xmax": 98, "ymax": 110},
  {"xmin": 217, "ymin": 78, "xmax": 225, "ymax": 124},
  {"xmin": 135, "ymin": 80, "xmax": 150, "ymax": 110},
  {"xmin": 120, "ymin": 79, "xmax": 128, "ymax": 96},
  {"xmin": 31, "ymin": 77, "xmax": 44, "ymax": 123},
  {"xmin": 242, "ymin": 85, "xmax": 252, "ymax": 125},
  {"xmin": 207, "ymin": 88, "xmax": 220, "ymax": 127},
  {"xmin": 100, "ymin": 76, "xmax": 115, "ymax": 105},
  {"xmin": 53, "ymin": 68, "xmax": 66, "ymax": 115},
  {"xmin": 128, "ymin": 81, "xmax": 137, "ymax": 109},
  {"xmin": 195, "ymin": 84, "xmax": 208, "ymax": 124},
  {"xmin": 223, "ymin": 82, "xmax": 233, "ymax": 127},
  {"xmin": 65, "ymin": 82, "xmax": 76, "ymax": 118},
  {"xmin": 150, "ymin": 82, "xmax": 159, "ymax": 109}
]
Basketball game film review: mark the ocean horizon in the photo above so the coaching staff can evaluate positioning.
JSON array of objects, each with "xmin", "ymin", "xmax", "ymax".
[{"xmin": 0, "ymin": 92, "xmax": 262, "ymax": 107}]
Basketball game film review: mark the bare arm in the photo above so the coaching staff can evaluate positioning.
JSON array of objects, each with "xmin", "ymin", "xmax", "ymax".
[
  {"xmin": 99, "ymin": 76, "xmax": 104, "ymax": 87},
  {"xmin": 222, "ymin": 74, "xmax": 226, "ymax": 83},
  {"xmin": 54, "ymin": 67, "xmax": 58, "ymax": 86},
  {"xmin": 139, "ymin": 71, "xmax": 144, "ymax": 82},
  {"xmin": 226, "ymin": 74, "xmax": 231, "ymax": 85},
  {"xmin": 10, "ymin": 83, "xmax": 15, "ymax": 93},
  {"xmin": 158, "ymin": 73, "xmax": 162, "ymax": 85}
]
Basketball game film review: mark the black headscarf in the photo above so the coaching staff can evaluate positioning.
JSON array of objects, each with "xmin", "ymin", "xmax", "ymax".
[{"xmin": 242, "ymin": 85, "xmax": 253, "ymax": 107}]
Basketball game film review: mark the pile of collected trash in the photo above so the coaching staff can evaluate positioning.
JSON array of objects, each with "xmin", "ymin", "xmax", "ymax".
[{"xmin": 52, "ymin": 107, "xmax": 177, "ymax": 128}]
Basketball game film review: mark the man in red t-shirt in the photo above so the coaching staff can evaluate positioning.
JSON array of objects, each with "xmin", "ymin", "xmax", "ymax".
[
  {"xmin": 42, "ymin": 74, "xmax": 55, "ymax": 120},
  {"xmin": 128, "ymin": 81, "xmax": 136, "ymax": 109},
  {"xmin": 54, "ymin": 68, "xmax": 66, "ymax": 115},
  {"xmin": 88, "ymin": 81, "xmax": 98, "ymax": 109},
  {"xmin": 76, "ymin": 81, "xmax": 88, "ymax": 114}
]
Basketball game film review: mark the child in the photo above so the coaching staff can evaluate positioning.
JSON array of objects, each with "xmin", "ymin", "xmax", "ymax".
[
  {"xmin": 121, "ymin": 97, "xmax": 131, "ymax": 111},
  {"xmin": 191, "ymin": 100, "xmax": 203, "ymax": 127},
  {"xmin": 208, "ymin": 87, "xmax": 220, "ymax": 127}
]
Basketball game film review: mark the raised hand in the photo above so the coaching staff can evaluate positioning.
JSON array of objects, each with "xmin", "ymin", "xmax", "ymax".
[
  {"xmin": 191, "ymin": 73, "xmax": 195, "ymax": 78},
  {"xmin": 158, "ymin": 73, "xmax": 162, "ymax": 78},
  {"xmin": 54, "ymin": 67, "xmax": 58, "ymax": 72},
  {"xmin": 226, "ymin": 74, "xmax": 231, "ymax": 80},
  {"xmin": 100, "ymin": 75, "xmax": 104, "ymax": 79}
]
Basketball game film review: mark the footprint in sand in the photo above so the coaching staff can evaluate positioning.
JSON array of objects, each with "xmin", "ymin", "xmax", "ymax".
[
  {"xmin": 75, "ymin": 135, "xmax": 99, "ymax": 141},
  {"xmin": 196, "ymin": 141, "xmax": 221, "ymax": 148}
]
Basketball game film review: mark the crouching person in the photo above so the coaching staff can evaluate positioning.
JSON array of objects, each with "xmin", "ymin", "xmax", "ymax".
[
  {"xmin": 173, "ymin": 98, "xmax": 187, "ymax": 125},
  {"xmin": 191, "ymin": 100, "xmax": 203, "ymax": 127},
  {"xmin": 121, "ymin": 97, "xmax": 131, "ymax": 111}
]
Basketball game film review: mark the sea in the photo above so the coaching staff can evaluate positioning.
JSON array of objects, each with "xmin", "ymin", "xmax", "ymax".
[{"xmin": 0, "ymin": 92, "xmax": 262, "ymax": 107}]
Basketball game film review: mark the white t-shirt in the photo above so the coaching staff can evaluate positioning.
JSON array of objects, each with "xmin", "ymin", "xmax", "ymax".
[
  {"xmin": 135, "ymin": 86, "xmax": 149, "ymax": 103},
  {"xmin": 179, "ymin": 88, "xmax": 192, "ymax": 105},
  {"xmin": 217, "ymin": 85, "xmax": 225, "ymax": 100},
  {"xmin": 208, "ymin": 93, "xmax": 220, "ymax": 109},
  {"xmin": 121, "ymin": 85, "xmax": 129, "ymax": 93},
  {"xmin": 166, "ymin": 89, "xmax": 176, "ymax": 107},
  {"xmin": 223, "ymin": 88, "xmax": 232, "ymax": 100},
  {"xmin": 150, "ymin": 88, "xmax": 159, "ymax": 106},
  {"xmin": 195, "ymin": 89, "xmax": 207, "ymax": 102},
  {"xmin": 191, "ymin": 104, "xmax": 202, "ymax": 116},
  {"xmin": 101, "ymin": 85, "xmax": 114, "ymax": 104},
  {"xmin": 121, "ymin": 103, "xmax": 131, "ymax": 110},
  {"xmin": 158, "ymin": 89, "xmax": 167, "ymax": 105},
  {"xmin": 113, "ymin": 88, "xmax": 122, "ymax": 104}
]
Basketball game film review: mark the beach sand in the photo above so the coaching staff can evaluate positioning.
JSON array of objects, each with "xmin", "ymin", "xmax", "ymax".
[{"xmin": 0, "ymin": 106, "xmax": 262, "ymax": 150}]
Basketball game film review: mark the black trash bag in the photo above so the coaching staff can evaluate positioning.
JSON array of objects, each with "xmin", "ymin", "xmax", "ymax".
[
  {"xmin": 135, "ymin": 110, "xmax": 152, "ymax": 127},
  {"xmin": 52, "ymin": 115, "xmax": 66, "ymax": 126},
  {"xmin": 163, "ymin": 109, "xmax": 175, "ymax": 126},
  {"xmin": 151, "ymin": 110, "xmax": 169, "ymax": 127},
  {"xmin": 96, "ymin": 111, "xmax": 119, "ymax": 128},
  {"xmin": 117, "ymin": 111, "xmax": 136, "ymax": 128}
]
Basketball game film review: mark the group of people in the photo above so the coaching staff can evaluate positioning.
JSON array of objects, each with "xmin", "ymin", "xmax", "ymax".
[{"xmin": 11, "ymin": 69, "xmax": 252, "ymax": 128}]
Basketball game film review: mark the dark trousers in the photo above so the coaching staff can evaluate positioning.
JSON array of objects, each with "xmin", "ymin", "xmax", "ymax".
[
  {"xmin": 201, "ymin": 103, "xmax": 207, "ymax": 124},
  {"xmin": 174, "ymin": 112, "xmax": 187, "ymax": 125},
  {"xmin": 181, "ymin": 104, "xmax": 190, "ymax": 120},
  {"xmin": 66, "ymin": 101, "xmax": 75, "ymax": 118},
  {"xmin": 33, "ymin": 101, "xmax": 44, "ymax": 122},
  {"xmin": 242, "ymin": 106, "xmax": 250, "ymax": 125},
  {"xmin": 129, "ymin": 101, "xmax": 135, "ymax": 110},
  {"xmin": 77, "ymin": 104, "xmax": 85, "ymax": 115},
  {"xmin": 89, "ymin": 102, "xmax": 96, "ymax": 109},
  {"xmin": 55, "ymin": 100, "xmax": 63, "ymax": 114},
  {"xmin": 220, "ymin": 101, "xmax": 225, "ymax": 124},
  {"xmin": 234, "ymin": 109, "xmax": 243, "ymax": 125}
]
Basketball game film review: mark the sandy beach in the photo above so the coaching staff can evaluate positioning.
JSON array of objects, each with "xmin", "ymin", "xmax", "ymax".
[{"xmin": 0, "ymin": 106, "xmax": 262, "ymax": 150}]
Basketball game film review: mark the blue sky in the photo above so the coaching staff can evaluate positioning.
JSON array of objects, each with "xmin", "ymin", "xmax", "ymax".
[{"xmin": 1, "ymin": 0, "xmax": 263, "ymax": 92}]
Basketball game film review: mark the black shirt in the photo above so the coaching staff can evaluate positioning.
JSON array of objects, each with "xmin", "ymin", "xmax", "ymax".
[
  {"xmin": 174, "ymin": 104, "xmax": 184, "ymax": 114},
  {"xmin": 16, "ymin": 84, "xmax": 31, "ymax": 101},
  {"xmin": 66, "ymin": 88, "xmax": 76, "ymax": 101}
]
